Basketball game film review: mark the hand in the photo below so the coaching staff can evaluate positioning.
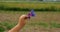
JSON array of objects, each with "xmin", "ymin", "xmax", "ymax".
[
  {"xmin": 18, "ymin": 15, "xmax": 28, "ymax": 27},
  {"xmin": 8, "ymin": 15, "xmax": 29, "ymax": 32},
  {"xmin": 19, "ymin": 15, "xmax": 28, "ymax": 20}
]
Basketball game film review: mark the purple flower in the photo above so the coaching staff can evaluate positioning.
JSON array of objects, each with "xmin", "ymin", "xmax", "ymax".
[{"xmin": 28, "ymin": 9, "xmax": 35, "ymax": 19}]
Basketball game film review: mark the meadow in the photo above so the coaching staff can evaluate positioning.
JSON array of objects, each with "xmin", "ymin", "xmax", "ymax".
[
  {"xmin": 0, "ymin": 11, "xmax": 60, "ymax": 32},
  {"xmin": 0, "ymin": 2, "xmax": 60, "ymax": 9},
  {"xmin": 0, "ymin": 2, "xmax": 60, "ymax": 32}
]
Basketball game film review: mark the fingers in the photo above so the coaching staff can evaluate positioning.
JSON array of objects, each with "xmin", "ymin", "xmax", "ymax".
[{"xmin": 19, "ymin": 15, "xmax": 28, "ymax": 20}]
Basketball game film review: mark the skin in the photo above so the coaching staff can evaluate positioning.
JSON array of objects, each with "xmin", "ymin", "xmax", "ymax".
[{"xmin": 8, "ymin": 15, "xmax": 29, "ymax": 32}]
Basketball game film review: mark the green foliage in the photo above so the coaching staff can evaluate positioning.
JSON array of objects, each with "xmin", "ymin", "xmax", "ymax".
[
  {"xmin": 50, "ymin": 21, "xmax": 60, "ymax": 28},
  {"xmin": 0, "ymin": 20, "xmax": 60, "ymax": 32},
  {"xmin": 0, "ymin": 5, "xmax": 60, "ymax": 11},
  {"xmin": 0, "ymin": 20, "xmax": 17, "ymax": 31},
  {"xmin": 0, "ymin": 5, "xmax": 29, "ymax": 11},
  {"xmin": 38, "ymin": 21, "xmax": 48, "ymax": 28},
  {"xmin": 29, "ymin": 21, "xmax": 60, "ymax": 28},
  {"xmin": 0, "ymin": 26, "xmax": 5, "ymax": 32}
]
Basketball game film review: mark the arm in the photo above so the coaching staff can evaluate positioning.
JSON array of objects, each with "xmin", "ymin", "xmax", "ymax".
[{"xmin": 8, "ymin": 15, "xmax": 28, "ymax": 32}]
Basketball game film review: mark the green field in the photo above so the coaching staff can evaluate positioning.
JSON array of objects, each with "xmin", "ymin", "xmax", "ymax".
[
  {"xmin": 0, "ymin": 1, "xmax": 60, "ymax": 32},
  {"xmin": 0, "ymin": 11, "xmax": 60, "ymax": 32},
  {"xmin": 0, "ymin": 2, "xmax": 60, "ymax": 9}
]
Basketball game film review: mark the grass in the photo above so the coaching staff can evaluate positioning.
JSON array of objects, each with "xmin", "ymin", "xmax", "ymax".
[
  {"xmin": 0, "ymin": 2, "xmax": 60, "ymax": 11},
  {"xmin": 0, "ymin": 11, "xmax": 60, "ymax": 32},
  {"xmin": 50, "ymin": 21, "xmax": 60, "ymax": 28},
  {"xmin": 0, "ymin": 21, "xmax": 60, "ymax": 32},
  {"xmin": 0, "ymin": 1, "xmax": 60, "ymax": 32},
  {"xmin": 0, "ymin": 2, "xmax": 60, "ymax": 9}
]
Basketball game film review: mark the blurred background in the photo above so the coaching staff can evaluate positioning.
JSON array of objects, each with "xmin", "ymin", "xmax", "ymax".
[
  {"xmin": 0, "ymin": 0, "xmax": 60, "ymax": 32},
  {"xmin": 0, "ymin": 0, "xmax": 60, "ymax": 1}
]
